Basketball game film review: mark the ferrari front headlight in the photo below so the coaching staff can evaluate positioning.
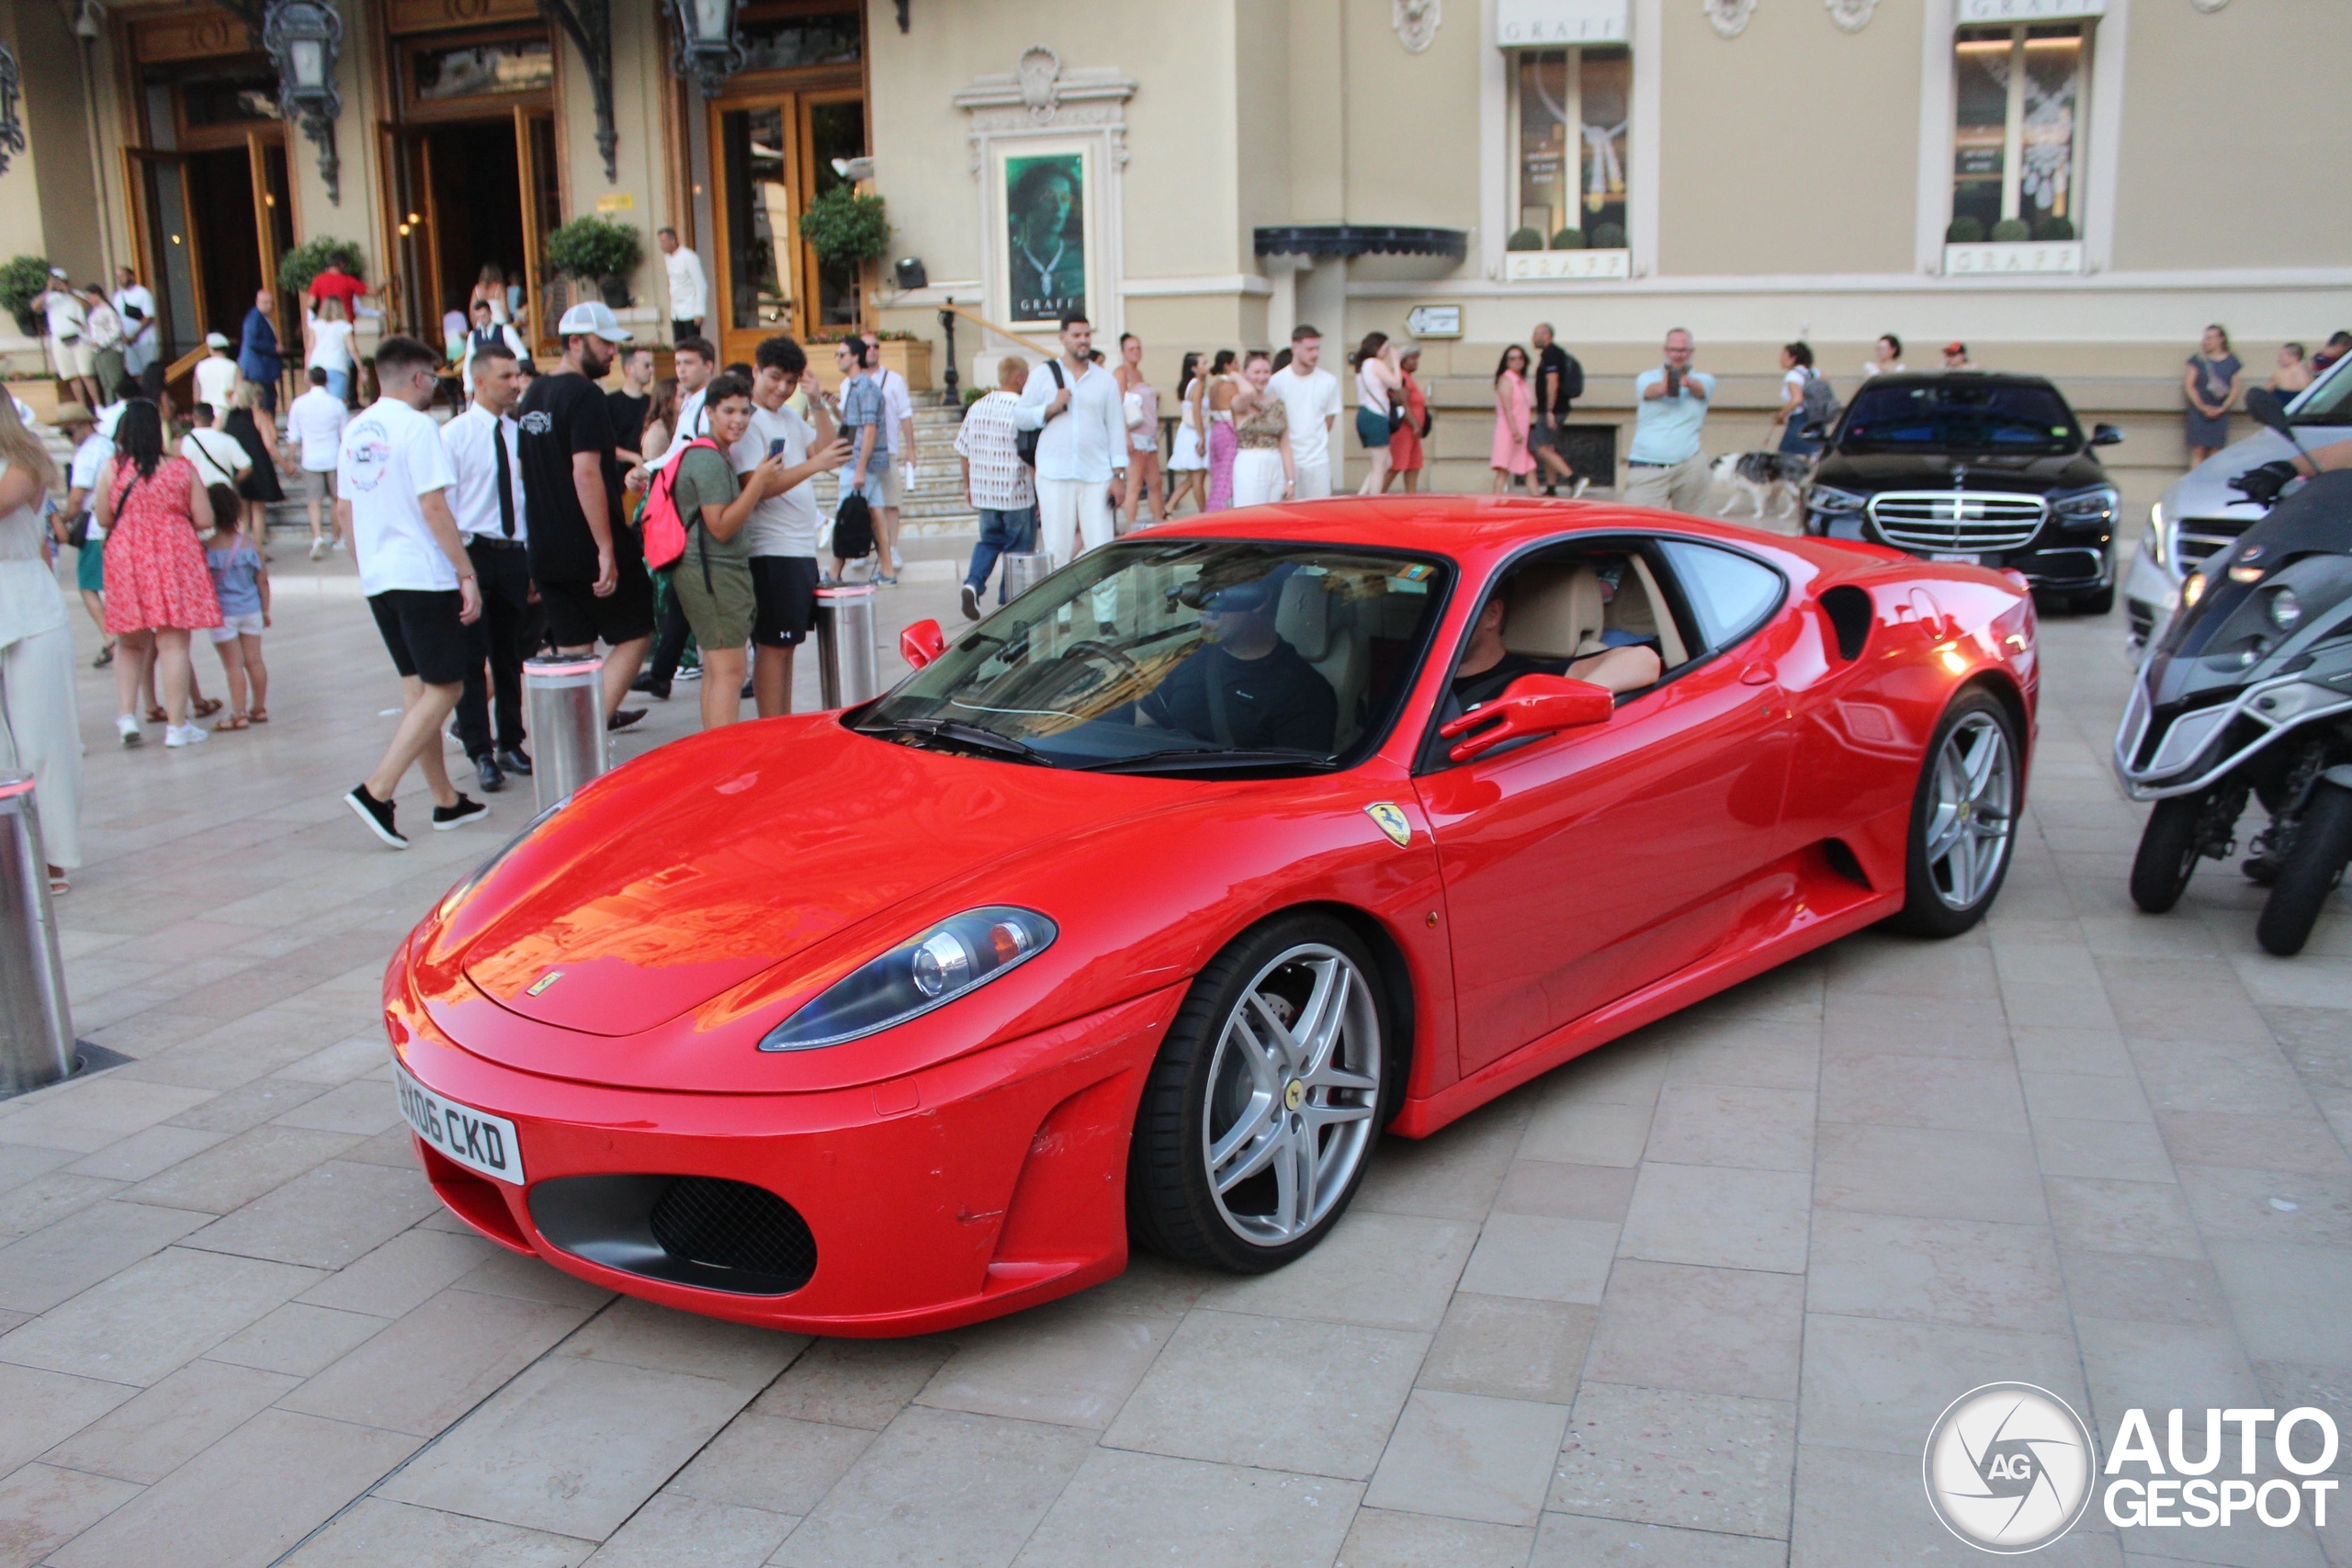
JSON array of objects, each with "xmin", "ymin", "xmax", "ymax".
[{"xmin": 758, "ymin": 907, "xmax": 1057, "ymax": 1052}]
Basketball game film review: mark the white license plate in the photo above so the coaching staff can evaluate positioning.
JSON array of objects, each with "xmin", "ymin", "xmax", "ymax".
[
  {"xmin": 395, "ymin": 1064, "xmax": 526, "ymax": 1185},
  {"xmin": 1930, "ymin": 552, "xmax": 1982, "ymax": 565}
]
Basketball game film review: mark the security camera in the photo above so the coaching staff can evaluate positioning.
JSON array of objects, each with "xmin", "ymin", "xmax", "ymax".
[{"xmin": 830, "ymin": 156, "xmax": 876, "ymax": 183}]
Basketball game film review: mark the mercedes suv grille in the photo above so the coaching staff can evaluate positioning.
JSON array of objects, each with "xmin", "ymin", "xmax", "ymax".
[{"xmin": 1868, "ymin": 491, "xmax": 2047, "ymax": 552}]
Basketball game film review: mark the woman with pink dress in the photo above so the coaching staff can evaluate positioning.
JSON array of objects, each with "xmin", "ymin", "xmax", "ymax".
[
  {"xmin": 1203, "ymin": 350, "xmax": 1239, "ymax": 511},
  {"xmin": 1491, "ymin": 344, "xmax": 1536, "ymax": 493},
  {"xmin": 97, "ymin": 400, "xmax": 220, "ymax": 748}
]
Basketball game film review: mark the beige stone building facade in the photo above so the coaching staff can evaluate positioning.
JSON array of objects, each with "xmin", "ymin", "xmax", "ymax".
[{"xmin": 4, "ymin": 0, "xmax": 2346, "ymax": 502}]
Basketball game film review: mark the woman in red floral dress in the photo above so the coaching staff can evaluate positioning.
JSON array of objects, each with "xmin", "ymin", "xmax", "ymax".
[{"xmin": 97, "ymin": 401, "xmax": 220, "ymax": 747}]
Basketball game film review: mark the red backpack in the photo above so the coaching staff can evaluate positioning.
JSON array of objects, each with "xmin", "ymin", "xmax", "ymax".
[{"xmin": 639, "ymin": 436, "xmax": 723, "ymax": 571}]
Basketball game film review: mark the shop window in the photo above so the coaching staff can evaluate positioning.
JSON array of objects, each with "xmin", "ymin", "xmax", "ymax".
[
  {"xmin": 1950, "ymin": 23, "xmax": 2087, "ymax": 243},
  {"xmin": 1512, "ymin": 46, "xmax": 1629, "ymax": 251}
]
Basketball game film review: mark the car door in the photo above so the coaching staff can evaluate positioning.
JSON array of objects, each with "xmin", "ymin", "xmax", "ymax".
[{"xmin": 1413, "ymin": 538, "xmax": 1798, "ymax": 1074}]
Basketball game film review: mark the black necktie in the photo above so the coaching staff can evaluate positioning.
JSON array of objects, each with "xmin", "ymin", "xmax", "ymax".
[{"xmin": 492, "ymin": 417, "xmax": 516, "ymax": 537}]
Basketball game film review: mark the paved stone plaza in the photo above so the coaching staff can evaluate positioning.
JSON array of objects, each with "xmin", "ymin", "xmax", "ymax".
[{"xmin": 0, "ymin": 544, "xmax": 2347, "ymax": 1568}]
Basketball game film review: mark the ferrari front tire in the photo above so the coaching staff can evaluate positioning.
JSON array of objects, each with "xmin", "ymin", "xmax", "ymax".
[
  {"xmin": 1887, "ymin": 690, "xmax": 2021, "ymax": 938},
  {"xmin": 1127, "ymin": 914, "xmax": 1393, "ymax": 1274}
]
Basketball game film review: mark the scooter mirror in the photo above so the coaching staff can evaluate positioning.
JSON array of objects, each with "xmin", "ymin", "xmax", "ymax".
[{"xmin": 2245, "ymin": 388, "xmax": 2292, "ymax": 438}]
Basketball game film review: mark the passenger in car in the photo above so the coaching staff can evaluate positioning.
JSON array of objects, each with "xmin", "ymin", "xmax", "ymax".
[
  {"xmin": 1447, "ymin": 571, "xmax": 1663, "ymax": 717},
  {"xmin": 1136, "ymin": 573, "xmax": 1339, "ymax": 752}
]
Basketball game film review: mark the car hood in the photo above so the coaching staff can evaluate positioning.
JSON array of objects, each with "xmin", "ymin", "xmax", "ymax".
[
  {"xmin": 1814, "ymin": 450, "xmax": 2108, "ymax": 495},
  {"xmin": 2159, "ymin": 428, "xmax": 2297, "ymax": 526},
  {"xmin": 427, "ymin": 716, "xmax": 1174, "ymax": 1038}
]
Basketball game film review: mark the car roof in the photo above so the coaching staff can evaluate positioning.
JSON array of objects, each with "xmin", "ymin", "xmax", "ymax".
[
  {"xmin": 1856, "ymin": 369, "xmax": 2064, "ymax": 392},
  {"xmin": 1103, "ymin": 496, "xmax": 1839, "ymax": 570}
]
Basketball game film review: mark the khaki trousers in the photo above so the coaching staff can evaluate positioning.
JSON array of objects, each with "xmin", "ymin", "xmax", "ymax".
[{"xmin": 1623, "ymin": 455, "xmax": 1711, "ymax": 515}]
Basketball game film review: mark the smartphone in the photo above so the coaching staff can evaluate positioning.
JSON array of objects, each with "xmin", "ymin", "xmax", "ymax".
[
  {"xmin": 1664, "ymin": 367, "xmax": 1682, "ymax": 397},
  {"xmin": 769, "ymin": 438, "xmax": 786, "ymax": 458}
]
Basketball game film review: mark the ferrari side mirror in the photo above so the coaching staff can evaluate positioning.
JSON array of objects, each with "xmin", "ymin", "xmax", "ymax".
[
  {"xmin": 1438, "ymin": 673, "xmax": 1613, "ymax": 763},
  {"xmin": 900, "ymin": 618, "xmax": 946, "ymax": 670}
]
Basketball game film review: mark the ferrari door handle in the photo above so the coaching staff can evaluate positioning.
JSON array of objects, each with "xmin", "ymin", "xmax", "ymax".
[{"xmin": 1738, "ymin": 663, "xmax": 1775, "ymax": 686}]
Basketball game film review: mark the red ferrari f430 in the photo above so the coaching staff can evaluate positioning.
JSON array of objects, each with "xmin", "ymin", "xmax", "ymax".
[{"xmin": 386, "ymin": 499, "xmax": 2037, "ymax": 1334}]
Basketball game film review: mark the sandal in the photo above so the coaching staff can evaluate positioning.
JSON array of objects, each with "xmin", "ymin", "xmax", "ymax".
[
  {"xmin": 214, "ymin": 712, "xmax": 251, "ymax": 732},
  {"xmin": 192, "ymin": 697, "xmax": 224, "ymax": 718},
  {"xmin": 145, "ymin": 704, "xmax": 166, "ymax": 723},
  {"xmin": 46, "ymin": 866, "xmax": 68, "ymax": 896},
  {"xmin": 248, "ymin": 706, "xmax": 269, "ymax": 724}
]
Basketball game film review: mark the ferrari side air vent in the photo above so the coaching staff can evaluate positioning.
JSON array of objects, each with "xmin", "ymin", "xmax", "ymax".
[
  {"xmin": 649, "ymin": 1177, "xmax": 818, "ymax": 1286},
  {"xmin": 1820, "ymin": 586, "xmax": 1873, "ymax": 661},
  {"xmin": 529, "ymin": 1173, "xmax": 818, "ymax": 1295}
]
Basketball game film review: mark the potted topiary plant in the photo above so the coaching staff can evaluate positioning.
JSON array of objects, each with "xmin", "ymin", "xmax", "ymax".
[
  {"xmin": 1506, "ymin": 227, "xmax": 1544, "ymax": 252},
  {"xmin": 546, "ymin": 217, "xmax": 645, "ymax": 308},
  {"xmin": 1989, "ymin": 218, "xmax": 2031, "ymax": 243},
  {"xmin": 1550, "ymin": 227, "xmax": 1587, "ymax": 250},
  {"xmin": 1945, "ymin": 216, "xmax": 1985, "ymax": 244},
  {"xmin": 2031, "ymin": 214, "xmax": 2075, "ymax": 242},
  {"xmin": 1, "ymin": 255, "xmax": 53, "ymax": 339},
  {"xmin": 798, "ymin": 186, "xmax": 891, "ymax": 272},
  {"xmin": 277, "ymin": 236, "xmax": 367, "ymax": 305},
  {"xmin": 1589, "ymin": 221, "xmax": 1627, "ymax": 251}
]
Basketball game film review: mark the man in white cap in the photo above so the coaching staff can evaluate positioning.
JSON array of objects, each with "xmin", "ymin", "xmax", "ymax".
[
  {"xmin": 34, "ymin": 269, "xmax": 97, "ymax": 411},
  {"xmin": 515, "ymin": 299, "xmax": 651, "ymax": 730},
  {"xmin": 195, "ymin": 332, "xmax": 239, "ymax": 421}
]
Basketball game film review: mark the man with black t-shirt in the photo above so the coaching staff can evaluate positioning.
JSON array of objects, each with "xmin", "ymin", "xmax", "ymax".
[
  {"xmin": 608, "ymin": 346, "xmax": 656, "ymax": 465},
  {"xmin": 1138, "ymin": 574, "xmax": 1338, "ymax": 755},
  {"xmin": 516, "ymin": 300, "xmax": 650, "ymax": 728},
  {"xmin": 1530, "ymin": 322, "xmax": 1582, "ymax": 496},
  {"xmin": 1445, "ymin": 574, "xmax": 1661, "ymax": 727}
]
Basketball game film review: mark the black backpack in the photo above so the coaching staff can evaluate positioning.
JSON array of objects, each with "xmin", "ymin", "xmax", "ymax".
[
  {"xmin": 1556, "ymin": 351, "xmax": 1585, "ymax": 403},
  {"xmin": 1013, "ymin": 361, "xmax": 1064, "ymax": 468},
  {"xmin": 832, "ymin": 491, "xmax": 876, "ymax": 561}
]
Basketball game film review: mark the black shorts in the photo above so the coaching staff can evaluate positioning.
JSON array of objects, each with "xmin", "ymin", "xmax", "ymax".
[
  {"xmin": 751, "ymin": 555, "xmax": 820, "ymax": 648},
  {"xmin": 537, "ymin": 555, "xmax": 656, "ymax": 650},
  {"xmin": 369, "ymin": 589, "xmax": 471, "ymax": 687}
]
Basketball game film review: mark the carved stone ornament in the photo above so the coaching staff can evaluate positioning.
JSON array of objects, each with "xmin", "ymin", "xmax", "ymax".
[
  {"xmin": 953, "ymin": 46, "xmax": 1140, "ymax": 173},
  {"xmin": 1704, "ymin": 0, "xmax": 1756, "ymax": 39},
  {"xmin": 1826, "ymin": 0, "xmax": 1874, "ymax": 30},
  {"xmin": 1393, "ymin": 0, "xmax": 1440, "ymax": 53}
]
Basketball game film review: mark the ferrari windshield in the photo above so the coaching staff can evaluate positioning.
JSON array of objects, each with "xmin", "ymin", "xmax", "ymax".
[
  {"xmin": 1838, "ymin": 380, "xmax": 2081, "ymax": 454},
  {"xmin": 858, "ymin": 540, "xmax": 1451, "ymax": 773}
]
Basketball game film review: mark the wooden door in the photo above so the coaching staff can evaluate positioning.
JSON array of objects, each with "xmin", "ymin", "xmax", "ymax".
[
  {"xmin": 125, "ymin": 150, "xmax": 204, "ymax": 367},
  {"xmin": 708, "ymin": 93, "xmax": 803, "ymax": 365},
  {"xmin": 515, "ymin": 107, "xmax": 562, "ymax": 361}
]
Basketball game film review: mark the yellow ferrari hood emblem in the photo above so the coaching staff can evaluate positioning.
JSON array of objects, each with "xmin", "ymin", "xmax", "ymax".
[
  {"xmin": 526, "ymin": 970, "xmax": 564, "ymax": 998},
  {"xmin": 1364, "ymin": 802, "xmax": 1411, "ymax": 848}
]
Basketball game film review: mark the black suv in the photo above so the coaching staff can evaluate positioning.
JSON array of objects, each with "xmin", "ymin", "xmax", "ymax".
[{"xmin": 1802, "ymin": 371, "xmax": 2125, "ymax": 613}]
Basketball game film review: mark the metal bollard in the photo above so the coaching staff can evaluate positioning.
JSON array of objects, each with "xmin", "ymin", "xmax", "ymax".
[
  {"xmin": 814, "ymin": 585, "xmax": 880, "ymax": 709},
  {"xmin": 1001, "ymin": 551, "xmax": 1051, "ymax": 600},
  {"xmin": 524, "ymin": 655, "xmax": 607, "ymax": 814},
  {"xmin": 0, "ymin": 774, "xmax": 74, "ymax": 1098}
]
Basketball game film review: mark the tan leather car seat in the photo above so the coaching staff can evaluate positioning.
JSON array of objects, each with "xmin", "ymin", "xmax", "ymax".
[
  {"xmin": 1276, "ymin": 572, "xmax": 1362, "ymax": 749},
  {"xmin": 1501, "ymin": 565, "xmax": 1608, "ymax": 660},
  {"xmin": 1615, "ymin": 556, "xmax": 1690, "ymax": 668}
]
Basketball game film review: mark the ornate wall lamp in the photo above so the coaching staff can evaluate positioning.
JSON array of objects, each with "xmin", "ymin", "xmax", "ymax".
[
  {"xmin": 263, "ymin": 0, "xmax": 345, "ymax": 204},
  {"xmin": 0, "ymin": 45, "xmax": 26, "ymax": 177},
  {"xmin": 667, "ymin": 0, "xmax": 747, "ymax": 98}
]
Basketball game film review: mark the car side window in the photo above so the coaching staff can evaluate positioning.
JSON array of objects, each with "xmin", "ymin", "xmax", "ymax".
[{"xmin": 1657, "ymin": 540, "xmax": 1785, "ymax": 651}]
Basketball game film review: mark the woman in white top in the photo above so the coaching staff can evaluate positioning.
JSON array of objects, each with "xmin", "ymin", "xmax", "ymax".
[
  {"xmin": 304, "ymin": 297, "xmax": 356, "ymax": 402},
  {"xmin": 1166, "ymin": 353, "xmax": 1209, "ymax": 517},
  {"xmin": 1860, "ymin": 333, "xmax": 1905, "ymax": 379},
  {"xmin": 1771, "ymin": 342, "xmax": 1823, "ymax": 457},
  {"xmin": 1352, "ymin": 332, "xmax": 1404, "ymax": 495},
  {"xmin": 0, "ymin": 398, "xmax": 83, "ymax": 890}
]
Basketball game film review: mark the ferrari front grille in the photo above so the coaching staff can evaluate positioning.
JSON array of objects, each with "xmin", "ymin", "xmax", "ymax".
[
  {"xmin": 528, "ymin": 1172, "xmax": 819, "ymax": 1296},
  {"xmin": 1868, "ymin": 491, "xmax": 2046, "ymax": 552},
  {"xmin": 649, "ymin": 1177, "xmax": 818, "ymax": 1288}
]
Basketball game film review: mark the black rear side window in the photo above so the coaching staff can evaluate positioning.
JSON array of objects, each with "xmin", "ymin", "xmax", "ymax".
[{"xmin": 1839, "ymin": 381, "xmax": 2080, "ymax": 455}]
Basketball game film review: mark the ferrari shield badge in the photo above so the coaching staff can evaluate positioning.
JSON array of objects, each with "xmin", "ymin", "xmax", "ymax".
[
  {"xmin": 1364, "ymin": 803, "xmax": 1412, "ymax": 847},
  {"xmin": 526, "ymin": 971, "xmax": 564, "ymax": 998}
]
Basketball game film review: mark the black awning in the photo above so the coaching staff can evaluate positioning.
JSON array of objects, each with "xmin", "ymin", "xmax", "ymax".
[{"xmin": 1254, "ymin": 225, "xmax": 1467, "ymax": 260}]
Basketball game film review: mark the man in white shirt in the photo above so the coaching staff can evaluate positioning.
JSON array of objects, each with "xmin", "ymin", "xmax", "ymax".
[
  {"xmin": 337, "ymin": 333, "xmax": 487, "ymax": 850},
  {"xmin": 180, "ymin": 404, "xmax": 252, "ymax": 494},
  {"xmin": 80, "ymin": 287, "xmax": 126, "ymax": 406},
  {"xmin": 458, "ymin": 299, "xmax": 530, "ymax": 399},
  {"xmin": 286, "ymin": 367, "xmax": 349, "ymax": 558},
  {"xmin": 1270, "ymin": 323, "xmax": 1343, "ymax": 500},
  {"xmin": 113, "ymin": 267, "xmax": 159, "ymax": 379},
  {"xmin": 660, "ymin": 227, "xmax": 707, "ymax": 346},
  {"xmin": 194, "ymin": 333, "xmax": 239, "ymax": 421},
  {"xmin": 1014, "ymin": 314, "xmax": 1126, "ymax": 567},
  {"xmin": 862, "ymin": 339, "xmax": 917, "ymax": 577},
  {"xmin": 36, "ymin": 270, "xmax": 97, "ymax": 411},
  {"xmin": 57, "ymin": 403, "xmax": 113, "ymax": 660},
  {"xmin": 441, "ymin": 339, "xmax": 536, "ymax": 795},
  {"xmin": 733, "ymin": 334, "xmax": 848, "ymax": 716}
]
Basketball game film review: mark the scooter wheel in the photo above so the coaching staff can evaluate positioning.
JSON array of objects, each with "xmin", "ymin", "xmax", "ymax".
[
  {"xmin": 2256, "ymin": 783, "xmax": 2352, "ymax": 956},
  {"xmin": 2130, "ymin": 793, "xmax": 2209, "ymax": 914}
]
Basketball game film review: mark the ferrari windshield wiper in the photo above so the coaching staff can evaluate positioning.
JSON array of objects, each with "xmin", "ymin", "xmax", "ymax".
[
  {"xmin": 863, "ymin": 716, "xmax": 1057, "ymax": 766},
  {"xmin": 1075, "ymin": 747, "xmax": 1338, "ymax": 775}
]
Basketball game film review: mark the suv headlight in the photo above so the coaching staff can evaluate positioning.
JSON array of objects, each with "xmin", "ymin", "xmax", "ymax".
[
  {"xmin": 1808, "ymin": 486, "xmax": 1866, "ymax": 515},
  {"xmin": 758, "ymin": 907, "xmax": 1057, "ymax": 1051},
  {"xmin": 2052, "ymin": 486, "xmax": 2120, "ymax": 525}
]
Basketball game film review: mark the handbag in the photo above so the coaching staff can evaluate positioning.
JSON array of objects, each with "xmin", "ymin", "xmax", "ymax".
[{"xmin": 1014, "ymin": 361, "xmax": 1065, "ymax": 468}]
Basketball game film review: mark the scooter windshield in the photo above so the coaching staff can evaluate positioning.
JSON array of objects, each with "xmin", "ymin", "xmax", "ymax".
[{"xmin": 2143, "ymin": 470, "xmax": 2352, "ymax": 708}]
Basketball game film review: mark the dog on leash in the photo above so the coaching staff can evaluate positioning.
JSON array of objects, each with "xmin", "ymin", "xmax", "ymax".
[{"xmin": 1711, "ymin": 451, "xmax": 1812, "ymax": 520}]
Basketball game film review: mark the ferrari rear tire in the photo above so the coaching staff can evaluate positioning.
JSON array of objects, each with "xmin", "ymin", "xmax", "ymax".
[
  {"xmin": 2256, "ymin": 784, "xmax": 2352, "ymax": 957},
  {"xmin": 1886, "ymin": 690, "xmax": 2021, "ymax": 939},
  {"xmin": 2130, "ymin": 793, "xmax": 2209, "ymax": 914},
  {"xmin": 1127, "ymin": 914, "xmax": 1395, "ymax": 1274}
]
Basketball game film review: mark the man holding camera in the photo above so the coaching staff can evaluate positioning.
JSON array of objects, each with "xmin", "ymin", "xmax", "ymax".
[{"xmin": 1624, "ymin": 329, "xmax": 1714, "ymax": 514}]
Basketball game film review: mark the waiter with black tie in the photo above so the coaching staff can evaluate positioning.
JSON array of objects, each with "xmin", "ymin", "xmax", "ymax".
[{"xmin": 439, "ymin": 338, "xmax": 537, "ymax": 795}]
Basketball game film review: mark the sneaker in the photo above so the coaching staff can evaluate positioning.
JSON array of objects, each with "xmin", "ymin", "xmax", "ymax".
[
  {"xmin": 873, "ymin": 573, "xmax": 899, "ymax": 587},
  {"xmin": 960, "ymin": 584, "xmax": 981, "ymax": 622},
  {"xmin": 608, "ymin": 707, "xmax": 647, "ymax": 732},
  {"xmin": 433, "ymin": 795, "xmax": 491, "ymax": 831},
  {"xmin": 116, "ymin": 714, "xmax": 142, "ymax": 747},
  {"xmin": 740, "ymin": 680, "xmax": 754, "ymax": 700},
  {"xmin": 890, "ymin": 547, "xmax": 904, "ymax": 570},
  {"xmin": 308, "ymin": 537, "xmax": 327, "ymax": 560},
  {"xmin": 673, "ymin": 667, "xmax": 702, "ymax": 683},
  {"xmin": 345, "ymin": 784, "xmax": 409, "ymax": 849},
  {"xmin": 164, "ymin": 723, "xmax": 209, "ymax": 748}
]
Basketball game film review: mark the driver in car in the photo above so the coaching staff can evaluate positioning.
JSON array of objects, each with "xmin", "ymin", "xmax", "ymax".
[
  {"xmin": 1449, "ymin": 563, "xmax": 1664, "ymax": 718},
  {"xmin": 1136, "ymin": 572, "xmax": 1339, "ymax": 752}
]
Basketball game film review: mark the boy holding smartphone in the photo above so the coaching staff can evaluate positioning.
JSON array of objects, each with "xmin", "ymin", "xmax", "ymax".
[{"xmin": 734, "ymin": 335, "xmax": 852, "ymax": 718}]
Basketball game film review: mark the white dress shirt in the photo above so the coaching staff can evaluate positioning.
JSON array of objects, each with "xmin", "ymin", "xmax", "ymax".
[
  {"xmin": 665, "ymin": 246, "xmax": 708, "ymax": 321},
  {"xmin": 440, "ymin": 402, "xmax": 528, "ymax": 542},
  {"xmin": 1014, "ymin": 359, "xmax": 1127, "ymax": 484},
  {"xmin": 286, "ymin": 387, "xmax": 349, "ymax": 473}
]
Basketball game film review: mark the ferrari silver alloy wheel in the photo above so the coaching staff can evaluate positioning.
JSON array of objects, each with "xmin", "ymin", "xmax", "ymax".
[
  {"xmin": 1201, "ymin": 943, "xmax": 1382, "ymax": 1247},
  {"xmin": 1925, "ymin": 711, "xmax": 2016, "ymax": 910}
]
